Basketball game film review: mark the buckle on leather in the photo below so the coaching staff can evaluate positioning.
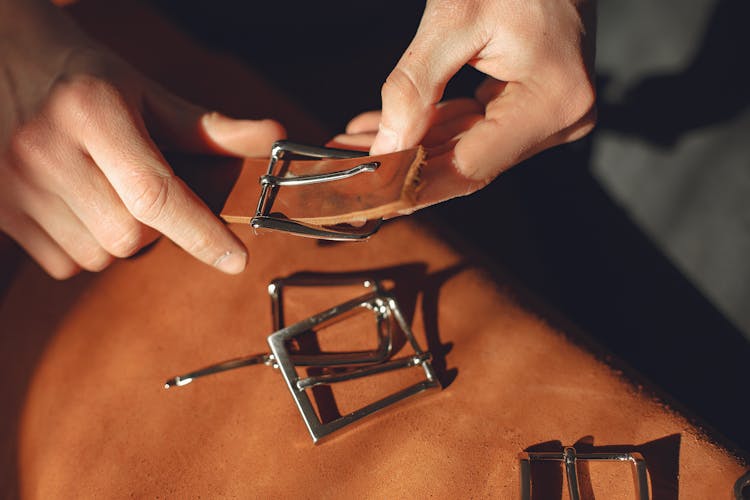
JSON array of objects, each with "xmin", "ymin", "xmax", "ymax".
[
  {"xmin": 165, "ymin": 276, "xmax": 440, "ymax": 443},
  {"xmin": 735, "ymin": 470, "xmax": 750, "ymax": 500},
  {"xmin": 251, "ymin": 140, "xmax": 383, "ymax": 241},
  {"xmin": 519, "ymin": 446, "xmax": 650, "ymax": 500}
]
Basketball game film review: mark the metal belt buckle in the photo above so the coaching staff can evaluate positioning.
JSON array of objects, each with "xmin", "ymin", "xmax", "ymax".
[
  {"xmin": 736, "ymin": 470, "xmax": 750, "ymax": 500},
  {"xmin": 251, "ymin": 140, "xmax": 384, "ymax": 241},
  {"xmin": 519, "ymin": 446, "xmax": 650, "ymax": 500},
  {"xmin": 165, "ymin": 276, "xmax": 441, "ymax": 443}
]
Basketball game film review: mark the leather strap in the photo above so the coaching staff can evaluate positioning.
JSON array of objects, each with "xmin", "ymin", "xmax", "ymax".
[
  {"xmin": 1, "ymin": 2, "xmax": 746, "ymax": 497},
  {"xmin": 221, "ymin": 147, "xmax": 426, "ymax": 226}
]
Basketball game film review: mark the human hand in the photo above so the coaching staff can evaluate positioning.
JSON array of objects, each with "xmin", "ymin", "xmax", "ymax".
[
  {"xmin": 0, "ymin": 0, "xmax": 284, "ymax": 279},
  {"xmin": 338, "ymin": 0, "xmax": 596, "ymax": 202}
]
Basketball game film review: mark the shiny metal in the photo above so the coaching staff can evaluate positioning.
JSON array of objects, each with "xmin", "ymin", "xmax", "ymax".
[
  {"xmin": 268, "ymin": 291, "xmax": 440, "ymax": 443},
  {"xmin": 260, "ymin": 161, "xmax": 380, "ymax": 187},
  {"xmin": 267, "ymin": 275, "xmax": 392, "ymax": 366},
  {"xmin": 250, "ymin": 140, "xmax": 383, "ymax": 240},
  {"xmin": 164, "ymin": 277, "xmax": 440, "ymax": 443},
  {"xmin": 736, "ymin": 470, "xmax": 750, "ymax": 499},
  {"xmin": 519, "ymin": 447, "xmax": 650, "ymax": 500},
  {"xmin": 296, "ymin": 353, "xmax": 430, "ymax": 390},
  {"xmin": 164, "ymin": 353, "xmax": 274, "ymax": 388},
  {"xmin": 563, "ymin": 447, "xmax": 581, "ymax": 498},
  {"xmin": 251, "ymin": 216, "xmax": 382, "ymax": 241}
]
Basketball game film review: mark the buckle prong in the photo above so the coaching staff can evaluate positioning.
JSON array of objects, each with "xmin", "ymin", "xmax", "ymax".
[
  {"xmin": 164, "ymin": 276, "xmax": 440, "ymax": 443},
  {"xmin": 164, "ymin": 353, "xmax": 275, "ymax": 388},
  {"xmin": 251, "ymin": 140, "xmax": 383, "ymax": 240},
  {"xmin": 260, "ymin": 161, "xmax": 380, "ymax": 188}
]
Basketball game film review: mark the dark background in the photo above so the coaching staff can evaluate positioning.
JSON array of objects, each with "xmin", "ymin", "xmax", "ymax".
[{"xmin": 149, "ymin": 1, "xmax": 750, "ymax": 457}]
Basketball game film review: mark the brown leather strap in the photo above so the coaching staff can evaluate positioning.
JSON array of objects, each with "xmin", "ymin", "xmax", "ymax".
[
  {"xmin": 1, "ymin": 2, "xmax": 746, "ymax": 498},
  {"xmin": 220, "ymin": 147, "xmax": 426, "ymax": 226}
]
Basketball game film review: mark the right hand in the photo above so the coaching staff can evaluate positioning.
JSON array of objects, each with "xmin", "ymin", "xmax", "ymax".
[
  {"xmin": 0, "ymin": 0, "xmax": 284, "ymax": 279},
  {"xmin": 357, "ymin": 0, "xmax": 596, "ymax": 203}
]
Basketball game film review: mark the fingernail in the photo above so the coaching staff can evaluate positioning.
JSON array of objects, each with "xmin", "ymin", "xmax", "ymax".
[
  {"xmin": 370, "ymin": 126, "xmax": 399, "ymax": 155},
  {"xmin": 214, "ymin": 250, "xmax": 247, "ymax": 274}
]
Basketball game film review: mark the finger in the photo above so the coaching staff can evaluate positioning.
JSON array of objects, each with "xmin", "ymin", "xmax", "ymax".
[
  {"xmin": 475, "ymin": 78, "xmax": 508, "ymax": 106},
  {"xmin": 50, "ymin": 150, "xmax": 158, "ymax": 258},
  {"xmin": 370, "ymin": 3, "xmax": 484, "ymax": 155},
  {"xmin": 18, "ymin": 185, "xmax": 113, "ymax": 272},
  {"xmin": 143, "ymin": 83, "xmax": 286, "ymax": 157},
  {"xmin": 434, "ymin": 98, "xmax": 483, "ymax": 123},
  {"xmin": 9, "ymin": 117, "xmax": 157, "ymax": 260},
  {"xmin": 344, "ymin": 99, "xmax": 482, "ymax": 145},
  {"xmin": 345, "ymin": 111, "xmax": 382, "ymax": 135},
  {"xmin": 326, "ymin": 133, "xmax": 376, "ymax": 151},
  {"xmin": 422, "ymin": 112, "xmax": 483, "ymax": 147},
  {"xmin": 557, "ymin": 106, "xmax": 598, "ymax": 144},
  {"xmin": 455, "ymin": 83, "xmax": 591, "ymax": 181},
  {"xmin": 83, "ymin": 99, "xmax": 249, "ymax": 274},
  {"xmin": 0, "ymin": 209, "xmax": 80, "ymax": 279}
]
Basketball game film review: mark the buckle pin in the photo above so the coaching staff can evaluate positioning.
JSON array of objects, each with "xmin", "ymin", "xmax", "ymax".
[
  {"xmin": 250, "ymin": 140, "xmax": 383, "ymax": 240},
  {"xmin": 260, "ymin": 161, "xmax": 380, "ymax": 188},
  {"xmin": 165, "ymin": 276, "xmax": 440, "ymax": 443}
]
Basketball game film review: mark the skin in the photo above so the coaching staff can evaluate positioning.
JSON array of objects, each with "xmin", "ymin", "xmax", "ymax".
[
  {"xmin": 0, "ymin": 0, "xmax": 285, "ymax": 279},
  {"xmin": 333, "ymin": 0, "xmax": 597, "ymax": 203},
  {"xmin": 2, "ymin": 0, "xmax": 595, "ymax": 279}
]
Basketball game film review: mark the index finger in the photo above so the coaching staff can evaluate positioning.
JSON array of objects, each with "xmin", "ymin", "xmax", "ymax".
[{"xmin": 83, "ymin": 97, "xmax": 248, "ymax": 274}]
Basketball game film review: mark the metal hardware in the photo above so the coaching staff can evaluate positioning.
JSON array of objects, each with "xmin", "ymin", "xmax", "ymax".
[
  {"xmin": 519, "ymin": 446, "xmax": 650, "ymax": 500},
  {"xmin": 251, "ymin": 140, "xmax": 383, "ymax": 240},
  {"xmin": 165, "ymin": 277, "xmax": 440, "ymax": 443},
  {"xmin": 736, "ymin": 470, "xmax": 750, "ymax": 500},
  {"xmin": 165, "ymin": 353, "xmax": 275, "ymax": 388},
  {"xmin": 267, "ymin": 275, "xmax": 393, "ymax": 366}
]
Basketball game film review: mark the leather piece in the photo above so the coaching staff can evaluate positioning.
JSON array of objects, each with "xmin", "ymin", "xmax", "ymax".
[
  {"xmin": 1, "ymin": 218, "xmax": 747, "ymax": 498},
  {"xmin": 220, "ymin": 147, "xmax": 425, "ymax": 226},
  {"xmin": 0, "ymin": 1, "xmax": 746, "ymax": 498}
]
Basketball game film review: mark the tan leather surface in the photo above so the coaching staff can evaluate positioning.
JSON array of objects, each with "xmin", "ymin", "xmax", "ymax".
[
  {"xmin": 0, "ymin": 2, "xmax": 746, "ymax": 499},
  {"xmin": 1, "ymin": 218, "xmax": 747, "ymax": 498},
  {"xmin": 221, "ymin": 148, "xmax": 425, "ymax": 226}
]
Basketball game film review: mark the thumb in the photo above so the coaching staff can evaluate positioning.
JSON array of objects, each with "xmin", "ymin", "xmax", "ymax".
[
  {"xmin": 143, "ymin": 83, "xmax": 285, "ymax": 157},
  {"xmin": 370, "ymin": 2, "xmax": 483, "ymax": 155}
]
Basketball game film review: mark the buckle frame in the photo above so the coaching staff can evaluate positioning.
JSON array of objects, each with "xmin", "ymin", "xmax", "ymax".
[
  {"xmin": 251, "ymin": 140, "xmax": 384, "ymax": 241},
  {"xmin": 165, "ymin": 277, "xmax": 440, "ymax": 443},
  {"xmin": 267, "ymin": 278, "xmax": 439, "ymax": 442},
  {"xmin": 267, "ymin": 275, "xmax": 393, "ymax": 366},
  {"xmin": 519, "ymin": 446, "xmax": 650, "ymax": 500}
]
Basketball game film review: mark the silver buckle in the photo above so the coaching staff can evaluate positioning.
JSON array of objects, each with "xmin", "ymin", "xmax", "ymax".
[
  {"xmin": 736, "ymin": 470, "xmax": 750, "ymax": 500},
  {"xmin": 251, "ymin": 140, "xmax": 384, "ymax": 241},
  {"xmin": 519, "ymin": 446, "xmax": 650, "ymax": 500},
  {"xmin": 165, "ymin": 276, "xmax": 440, "ymax": 443}
]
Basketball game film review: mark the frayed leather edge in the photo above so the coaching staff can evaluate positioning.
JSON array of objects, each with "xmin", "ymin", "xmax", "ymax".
[{"xmin": 401, "ymin": 146, "xmax": 426, "ymax": 205}]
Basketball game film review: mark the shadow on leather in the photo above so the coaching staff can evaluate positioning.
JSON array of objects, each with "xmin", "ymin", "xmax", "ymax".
[
  {"xmin": 274, "ymin": 262, "xmax": 464, "ymax": 424},
  {"xmin": 0, "ymin": 263, "xmax": 97, "ymax": 496},
  {"xmin": 524, "ymin": 434, "xmax": 681, "ymax": 500}
]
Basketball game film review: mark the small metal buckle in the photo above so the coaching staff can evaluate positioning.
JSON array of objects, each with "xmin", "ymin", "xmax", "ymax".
[
  {"xmin": 519, "ymin": 446, "xmax": 650, "ymax": 500},
  {"xmin": 251, "ymin": 140, "xmax": 384, "ymax": 241},
  {"xmin": 736, "ymin": 470, "xmax": 750, "ymax": 500},
  {"xmin": 165, "ymin": 276, "xmax": 440, "ymax": 443}
]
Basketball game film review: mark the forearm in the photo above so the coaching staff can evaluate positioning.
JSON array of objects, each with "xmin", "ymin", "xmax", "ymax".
[{"xmin": 0, "ymin": 0, "xmax": 87, "ymax": 42}]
